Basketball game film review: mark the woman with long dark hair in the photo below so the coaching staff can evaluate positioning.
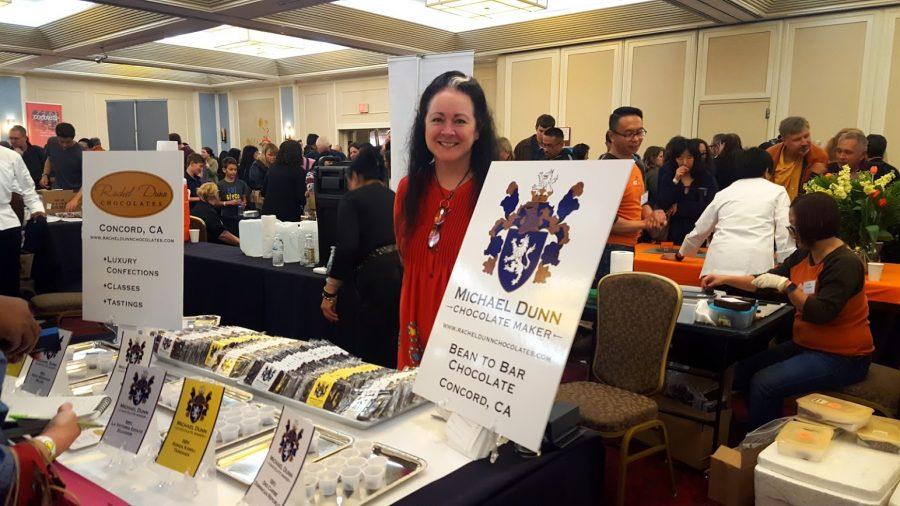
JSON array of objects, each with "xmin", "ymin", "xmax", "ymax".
[
  {"xmin": 320, "ymin": 144, "xmax": 401, "ymax": 367},
  {"xmin": 711, "ymin": 133, "xmax": 743, "ymax": 190},
  {"xmin": 261, "ymin": 140, "xmax": 306, "ymax": 222},
  {"xmin": 394, "ymin": 70, "xmax": 498, "ymax": 369},
  {"xmin": 657, "ymin": 136, "xmax": 718, "ymax": 245},
  {"xmin": 237, "ymin": 145, "xmax": 258, "ymax": 183}
]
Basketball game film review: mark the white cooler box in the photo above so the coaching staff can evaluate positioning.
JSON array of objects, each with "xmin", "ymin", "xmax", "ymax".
[{"xmin": 755, "ymin": 434, "xmax": 900, "ymax": 506}]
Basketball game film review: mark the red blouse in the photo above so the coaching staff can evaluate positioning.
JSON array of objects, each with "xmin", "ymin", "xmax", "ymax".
[{"xmin": 394, "ymin": 175, "xmax": 477, "ymax": 370}]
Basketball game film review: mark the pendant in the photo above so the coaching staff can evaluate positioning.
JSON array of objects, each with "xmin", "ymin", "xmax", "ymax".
[{"xmin": 428, "ymin": 228, "xmax": 441, "ymax": 249}]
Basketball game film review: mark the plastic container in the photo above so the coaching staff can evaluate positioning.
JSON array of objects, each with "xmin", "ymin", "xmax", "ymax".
[
  {"xmin": 363, "ymin": 464, "xmax": 386, "ymax": 490},
  {"xmin": 353, "ymin": 439, "xmax": 374, "ymax": 457},
  {"xmin": 240, "ymin": 417, "xmax": 261, "ymax": 436},
  {"xmin": 368, "ymin": 455, "xmax": 389, "ymax": 469},
  {"xmin": 307, "ymin": 433, "xmax": 319, "ymax": 454},
  {"xmin": 220, "ymin": 423, "xmax": 240, "ymax": 443},
  {"xmin": 856, "ymin": 416, "xmax": 900, "ymax": 453},
  {"xmin": 346, "ymin": 457, "xmax": 368, "ymax": 470},
  {"xmin": 98, "ymin": 353, "xmax": 115, "ymax": 373},
  {"xmin": 796, "ymin": 393, "xmax": 874, "ymax": 431},
  {"xmin": 708, "ymin": 297, "xmax": 757, "ymax": 329},
  {"xmin": 325, "ymin": 456, "xmax": 347, "ymax": 471},
  {"xmin": 298, "ymin": 220, "xmax": 319, "ymax": 264},
  {"xmin": 272, "ymin": 235, "xmax": 284, "ymax": 267},
  {"xmin": 340, "ymin": 466, "xmax": 362, "ymax": 493},
  {"xmin": 302, "ymin": 473, "xmax": 317, "ymax": 503},
  {"xmin": 776, "ymin": 420, "xmax": 835, "ymax": 462},
  {"xmin": 302, "ymin": 462, "xmax": 323, "ymax": 477},
  {"xmin": 318, "ymin": 471, "xmax": 338, "ymax": 496}
]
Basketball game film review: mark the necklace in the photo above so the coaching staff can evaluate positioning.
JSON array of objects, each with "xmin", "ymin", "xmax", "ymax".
[{"xmin": 427, "ymin": 168, "xmax": 471, "ymax": 249}]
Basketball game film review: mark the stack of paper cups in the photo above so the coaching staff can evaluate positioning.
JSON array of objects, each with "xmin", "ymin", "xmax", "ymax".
[
  {"xmin": 261, "ymin": 215, "xmax": 278, "ymax": 258},
  {"xmin": 610, "ymin": 250, "xmax": 635, "ymax": 274}
]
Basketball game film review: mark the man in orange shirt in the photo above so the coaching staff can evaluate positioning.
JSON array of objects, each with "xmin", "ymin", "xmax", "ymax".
[
  {"xmin": 595, "ymin": 106, "xmax": 666, "ymax": 284},
  {"xmin": 766, "ymin": 116, "xmax": 827, "ymax": 200}
]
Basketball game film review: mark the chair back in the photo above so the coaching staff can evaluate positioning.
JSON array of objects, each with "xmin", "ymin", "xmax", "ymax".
[
  {"xmin": 592, "ymin": 272, "xmax": 682, "ymax": 396},
  {"xmin": 189, "ymin": 216, "xmax": 208, "ymax": 242}
]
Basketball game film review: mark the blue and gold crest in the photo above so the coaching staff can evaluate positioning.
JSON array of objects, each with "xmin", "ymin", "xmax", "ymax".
[
  {"xmin": 125, "ymin": 338, "xmax": 146, "ymax": 364},
  {"xmin": 483, "ymin": 170, "xmax": 583, "ymax": 292},
  {"xmin": 186, "ymin": 387, "xmax": 212, "ymax": 423},
  {"xmin": 127, "ymin": 371, "xmax": 155, "ymax": 406},
  {"xmin": 279, "ymin": 420, "xmax": 303, "ymax": 463}
]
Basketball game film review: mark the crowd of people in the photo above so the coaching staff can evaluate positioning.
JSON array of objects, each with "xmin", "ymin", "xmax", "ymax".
[{"xmin": 0, "ymin": 71, "xmax": 898, "ymax": 497}]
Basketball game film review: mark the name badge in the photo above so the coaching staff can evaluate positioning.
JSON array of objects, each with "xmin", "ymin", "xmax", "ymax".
[
  {"xmin": 802, "ymin": 280, "xmax": 816, "ymax": 295},
  {"xmin": 640, "ymin": 191, "xmax": 649, "ymax": 205}
]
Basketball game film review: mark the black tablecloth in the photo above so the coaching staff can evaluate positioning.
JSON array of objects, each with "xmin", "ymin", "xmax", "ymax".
[
  {"xmin": 28, "ymin": 220, "xmax": 83, "ymax": 294},
  {"xmin": 183, "ymin": 242, "xmax": 353, "ymax": 345},
  {"xmin": 395, "ymin": 430, "xmax": 605, "ymax": 506}
]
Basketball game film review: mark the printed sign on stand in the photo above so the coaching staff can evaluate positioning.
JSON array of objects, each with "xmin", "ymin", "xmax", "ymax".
[
  {"xmin": 101, "ymin": 364, "xmax": 166, "ymax": 453},
  {"xmin": 104, "ymin": 329, "xmax": 154, "ymax": 397},
  {"xmin": 413, "ymin": 160, "xmax": 633, "ymax": 451},
  {"xmin": 24, "ymin": 102, "xmax": 62, "ymax": 148},
  {"xmin": 82, "ymin": 151, "xmax": 184, "ymax": 331},
  {"xmin": 244, "ymin": 407, "xmax": 314, "ymax": 506},
  {"xmin": 21, "ymin": 329, "xmax": 73, "ymax": 396},
  {"xmin": 156, "ymin": 378, "xmax": 224, "ymax": 476}
]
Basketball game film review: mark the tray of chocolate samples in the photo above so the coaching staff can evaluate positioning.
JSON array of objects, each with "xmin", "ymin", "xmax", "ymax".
[
  {"xmin": 216, "ymin": 424, "xmax": 353, "ymax": 485},
  {"xmin": 154, "ymin": 326, "xmax": 427, "ymax": 429}
]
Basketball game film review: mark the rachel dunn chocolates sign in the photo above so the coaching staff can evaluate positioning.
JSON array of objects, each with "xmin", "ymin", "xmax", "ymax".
[{"xmin": 82, "ymin": 151, "xmax": 184, "ymax": 330}]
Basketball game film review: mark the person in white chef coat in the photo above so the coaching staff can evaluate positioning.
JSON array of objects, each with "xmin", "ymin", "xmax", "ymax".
[{"xmin": 663, "ymin": 147, "xmax": 795, "ymax": 277}]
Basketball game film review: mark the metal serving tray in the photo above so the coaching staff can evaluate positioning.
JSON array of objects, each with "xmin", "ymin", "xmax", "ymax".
[
  {"xmin": 216, "ymin": 425, "xmax": 354, "ymax": 486},
  {"xmin": 155, "ymin": 354, "xmax": 429, "ymax": 430},
  {"xmin": 313, "ymin": 443, "xmax": 427, "ymax": 505},
  {"xmin": 69, "ymin": 374, "xmax": 110, "ymax": 396},
  {"xmin": 156, "ymin": 374, "xmax": 254, "ymax": 411}
]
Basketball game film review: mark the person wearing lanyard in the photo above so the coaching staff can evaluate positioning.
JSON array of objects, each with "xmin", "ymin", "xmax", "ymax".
[
  {"xmin": 0, "ymin": 146, "xmax": 46, "ymax": 297},
  {"xmin": 702, "ymin": 192, "xmax": 873, "ymax": 429},
  {"xmin": 393, "ymin": 71, "xmax": 498, "ymax": 370},
  {"xmin": 321, "ymin": 144, "xmax": 401, "ymax": 368},
  {"xmin": 662, "ymin": 148, "xmax": 795, "ymax": 277}
]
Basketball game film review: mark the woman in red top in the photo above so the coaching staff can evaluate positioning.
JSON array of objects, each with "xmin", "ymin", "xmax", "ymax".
[{"xmin": 394, "ymin": 71, "xmax": 499, "ymax": 370}]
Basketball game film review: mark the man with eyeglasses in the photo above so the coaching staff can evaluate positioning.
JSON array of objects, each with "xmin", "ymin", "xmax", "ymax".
[{"xmin": 595, "ymin": 106, "xmax": 667, "ymax": 284}]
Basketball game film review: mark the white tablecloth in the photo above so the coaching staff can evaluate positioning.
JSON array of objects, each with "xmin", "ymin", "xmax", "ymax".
[{"xmin": 56, "ymin": 362, "xmax": 472, "ymax": 505}]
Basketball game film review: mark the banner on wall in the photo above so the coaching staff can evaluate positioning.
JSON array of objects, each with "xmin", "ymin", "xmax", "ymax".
[
  {"xmin": 82, "ymin": 151, "xmax": 184, "ymax": 330},
  {"xmin": 24, "ymin": 102, "xmax": 62, "ymax": 147},
  {"xmin": 412, "ymin": 160, "xmax": 633, "ymax": 452},
  {"xmin": 388, "ymin": 51, "xmax": 474, "ymax": 190}
]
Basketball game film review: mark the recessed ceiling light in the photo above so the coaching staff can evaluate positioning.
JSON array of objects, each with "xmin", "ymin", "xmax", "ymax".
[
  {"xmin": 0, "ymin": 0, "xmax": 94, "ymax": 27},
  {"xmin": 158, "ymin": 25, "xmax": 347, "ymax": 59},
  {"xmin": 335, "ymin": 0, "xmax": 647, "ymax": 32}
]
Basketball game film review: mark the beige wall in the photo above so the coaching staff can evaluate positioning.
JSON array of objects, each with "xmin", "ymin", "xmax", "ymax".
[
  {"xmin": 560, "ymin": 44, "xmax": 618, "ymax": 150},
  {"xmin": 628, "ymin": 39, "xmax": 690, "ymax": 150},
  {"xmin": 884, "ymin": 17, "xmax": 900, "ymax": 158},
  {"xmin": 704, "ymin": 31, "xmax": 770, "ymax": 96},
  {"xmin": 22, "ymin": 75, "xmax": 198, "ymax": 147},
  {"xmin": 786, "ymin": 20, "xmax": 868, "ymax": 144}
]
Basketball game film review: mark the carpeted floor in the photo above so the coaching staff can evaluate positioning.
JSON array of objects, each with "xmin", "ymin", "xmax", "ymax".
[{"xmin": 603, "ymin": 446, "xmax": 716, "ymax": 505}]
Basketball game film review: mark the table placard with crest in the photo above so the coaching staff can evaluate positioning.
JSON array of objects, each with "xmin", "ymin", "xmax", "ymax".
[
  {"xmin": 244, "ymin": 407, "xmax": 314, "ymax": 505},
  {"xmin": 105, "ymin": 328, "xmax": 155, "ymax": 397},
  {"xmin": 413, "ymin": 160, "xmax": 633, "ymax": 451},
  {"xmin": 102, "ymin": 363, "xmax": 166, "ymax": 453},
  {"xmin": 155, "ymin": 378, "xmax": 224, "ymax": 476}
]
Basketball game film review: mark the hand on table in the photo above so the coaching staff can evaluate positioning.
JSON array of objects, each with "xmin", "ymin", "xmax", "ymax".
[
  {"xmin": 0, "ymin": 295, "xmax": 41, "ymax": 362},
  {"xmin": 41, "ymin": 403, "xmax": 81, "ymax": 455},
  {"xmin": 752, "ymin": 273, "xmax": 791, "ymax": 292},
  {"xmin": 64, "ymin": 197, "xmax": 79, "ymax": 213},
  {"xmin": 701, "ymin": 274, "xmax": 727, "ymax": 291},
  {"xmin": 39, "ymin": 175, "xmax": 49, "ymax": 188},
  {"xmin": 661, "ymin": 253, "xmax": 680, "ymax": 262}
]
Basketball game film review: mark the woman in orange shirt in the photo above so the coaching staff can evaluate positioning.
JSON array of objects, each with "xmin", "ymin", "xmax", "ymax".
[
  {"xmin": 703, "ymin": 192, "xmax": 872, "ymax": 428},
  {"xmin": 394, "ymin": 71, "xmax": 499, "ymax": 370}
]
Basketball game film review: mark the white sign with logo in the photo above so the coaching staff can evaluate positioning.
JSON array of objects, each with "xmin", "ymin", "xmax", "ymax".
[
  {"xmin": 244, "ymin": 407, "xmax": 314, "ymax": 506},
  {"xmin": 101, "ymin": 364, "xmax": 166, "ymax": 454},
  {"xmin": 413, "ymin": 160, "xmax": 633, "ymax": 451},
  {"xmin": 105, "ymin": 328, "xmax": 155, "ymax": 397},
  {"xmin": 82, "ymin": 151, "xmax": 184, "ymax": 330},
  {"xmin": 21, "ymin": 329, "xmax": 73, "ymax": 396}
]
